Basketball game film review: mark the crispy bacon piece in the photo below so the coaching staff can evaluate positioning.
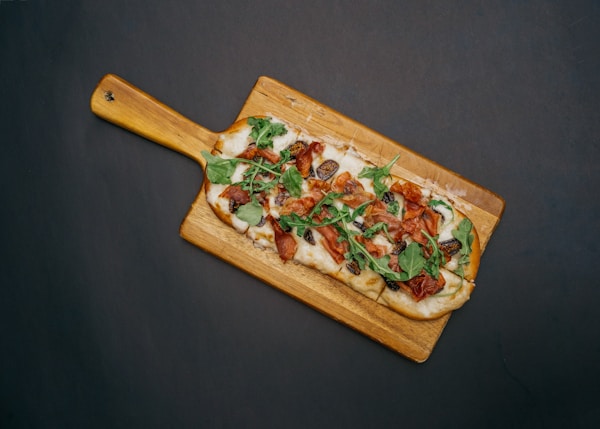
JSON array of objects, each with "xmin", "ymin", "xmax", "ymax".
[
  {"xmin": 280, "ymin": 196, "xmax": 317, "ymax": 217},
  {"xmin": 306, "ymin": 178, "xmax": 330, "ymax": 203},
  {"xmin": 340, "ymin": 191, "xmax": 375, "ymax": 209},
  {"xmin": 236, "ymin": 144, "xmax": 258, "ymax": 160},
  {"xmin": 257, "ymin": 148, "xmax": 280, "ymax": 164},
  {"xmin": 313, "ymin": 208, "xmax": 348, "ymax": 264},
  {"xmin": 331, "ymin": 171, "xmax": 375, "ymax": 208},
  {"xmin": 391, "ymin": 181, "xmax": 422, "ymax": 203},
  {"xmin": 363, "ymin": 203, "xmax": 405, "ymax": 242},
  {"xmin": 401, "ymin": 216, "xmax": 428, "ymax": 245},
  {"xmin": 399, "ymin": 271, "xmax": 446, "ymax": 301},
  {"xmin": 422, "ymin": 206, "xmax": 440, "ymax": 237},
  {"xmin": 401, "ymin": 205, "xmax": 440, "ymax": 244},
  {"xmin": 317, "ymin": 224, "xmax": 347, "ymax": 264},
  {"xmin": 236, "ymin": 144, "xmax": 281, "ymax": 164},
  {"xmin": 220, "ymin": 185, "xmax": 250, "ymax": 212},
  {"xmin": 296, "ymin": 141, "xmax": 324, "ymax": 178},
  {"xmin": 332, "ymin": 171, "xmax": 363, "ymax": 194},
  {"xmin": 268, "ymin": 216, "xmax": 297, "ymax": 261},
  {"xmin": 355, "ymin": 235, "xmax": 387, "ymax": 258}
]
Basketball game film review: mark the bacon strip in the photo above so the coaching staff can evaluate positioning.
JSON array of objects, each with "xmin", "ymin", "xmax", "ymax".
[
  {"xmin": 220, "ymin": 185, "xmax": 250, "ymax": 206},
  {"xmin": 236, "ymin": 144, "xmax": 281, "ymax": 164},
  {"xmin": 363, "ymin": 203, "xmax": 405, "ymax": 242},
  {"xmin": 391, "ymin": 181, "xmax": 422, "ymax": 203},
  {"xmin": 399, "ymin": 271, "xmax": 446, "ymax": 301},
  {"xmin": 280, "ymin": 196, "xmax": 317, "ymax": 217},
  {"xmin": 356, "ymin": 235, "xmax": 387, "ymax": 258},
  {"xmin": 332, "ymin": 171, "xmax": 363, "ymax": 194},
  {"xmin": 317, "ymin": 224, "xmax": 347, "ymax": 264},
  {"xmin": 268, "ymin": 216, "xmax": 297, "ymax": 261},
  {"xmin": 313, "ymin": 208, "xmax": 348, "ymax": 264},
  {"xmin": 295, "ymin": 141, "xmax": 324, "ymax": 178}
]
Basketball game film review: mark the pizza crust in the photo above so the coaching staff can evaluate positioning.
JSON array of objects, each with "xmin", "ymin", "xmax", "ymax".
[{"xmin": 377, "ymin": 268, "xmax": 475, "ymax": 320}]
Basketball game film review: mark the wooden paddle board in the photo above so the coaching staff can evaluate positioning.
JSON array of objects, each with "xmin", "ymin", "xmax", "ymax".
[{"xmin": 90, "ymin": 74, "xmax": 504, "ymax": 362}]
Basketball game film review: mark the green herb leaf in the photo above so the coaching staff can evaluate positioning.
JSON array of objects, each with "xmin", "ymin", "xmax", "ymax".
[
  {"xmin": 421, "ymin": 230, "xmax": 445, "ymax": 279},
  {"xmin": 280, "ymin": 165, "xmax": 303, "ymax": 198},
  {"xmin": 235, "ymin": 198, "xmax": 263, "ymax": 226},
  {"xmin": 397, "ymin": 242, "xmax": 425, "ymax": 280},
  {"xmin": 248, "ymin": 117, "xmax": 288, "ymax": 149},
  {"xmin": 362, "ymin": 222, "xmax": 394, "ymax": 243},
  {"xmin": 387, "ymin": 200, "xmax": 400, "ymax": 216},
  {"xmin": 452, "ymin": 218, "xmax": 474, "ymax": 257},
  {"xmin": 358, "ymin": 154, "xmax": 400, "ymax": 199},
  {"xmin": 451, "ymin": 218, "xmax": 474, "ymax": 277},
  {"xmin": 309, "ymin": 192, "xmax": 344, "ymax": 217},
  {"xmin": 201, "ymin": 150, "xmax": 240, "ymax": 185}
]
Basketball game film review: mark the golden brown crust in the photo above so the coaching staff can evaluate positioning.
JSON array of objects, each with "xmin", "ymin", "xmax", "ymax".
[
  {"xmin": 204, "ymin": 181, "xmax": 235, "ymax": 229},
  {"xmin": 377, "ymin": 269, "xmax": 476, "ymax": 320},
  {"xmin": 463, "ymin": 225, "xmax": 481, "ymax": 281}
]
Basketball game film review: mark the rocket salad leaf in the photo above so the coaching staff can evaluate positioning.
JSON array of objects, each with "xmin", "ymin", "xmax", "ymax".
[
  {"xmin": 248, "ymin": 116, "xmax": 288, "ymax": 149},
  {"xmin": 201, "ymin": 150, "xmax": 241, "ymax": 185},
  {"xmin": 235, "ymin": 197, "xmax": 264, "ymax": 226},
  {"xmin": 358, "ymin": 154, "xmax": 400, "ymax": 199}
]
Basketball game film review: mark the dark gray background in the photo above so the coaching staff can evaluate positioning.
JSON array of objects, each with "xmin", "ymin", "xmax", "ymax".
[{"xmin": 2, "ymin": 1, "xmax": 599, "ymax": 427}]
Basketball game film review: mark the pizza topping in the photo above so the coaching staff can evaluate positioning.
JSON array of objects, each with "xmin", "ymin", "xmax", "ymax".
[
  {"xmin": 296, "ymin": 141, "xmax": 324, "ymax": 178},
  {"xmin": 316, "ymin": 159, "xmax": 340, "ymax": 181},
  {"xmin": 220, "ymin": 185, "xmax": 251, "ymax": 212},
  {"xmin": 363, "ymin": 203, "xmax": 404, "ymax": 242},
  {"xmin": 306, "ymin": 178, "xmax": 330, "ymax": 202},
  {"xmin": 346, "ymin": 260, "xmax": 361, "ymax": 276},
  {"xmin": 429, "ymin": 199, "xmax": 454, "ymax": 224},
  {"xmin": 274, "ymin": 185, "xmax": 290, "ymax": 206},
  {"xmin": 269, "ymin": 215, "xmax": 297, "ymax": 261},
  {"xmin": 317, "ymin": 224, "xmax": 347, "ymax": 264},
  {"xmin": 303, "ymin": 228, "xmax": 316, "ymax": 245},
  {"xmin": 400, "ymin": 271, "xmax": 446, "ymax": 301},
  {"xmin": 391, "ymin": 180, "xmax": 422, "ymax": 204},
  {"xmin": 332, "ymin": 171, "xmax": 364, "ymax": 194},
  {"xmin": 280, "ymin": 196, "xmax": 317, "ymax": 217},
  {"xmin": 248, "ymin": 116, "xmax": 288, "ymax": 149},
  {"xmin": 286, "ymin": 140, "xmax": 308, "ymax": 158},
  {"xmin": 358, "ymin": 154, "xmax": 400, "ymax": 199},
  {"xmin": 390, "ymin": 240, "xmax": 407, "ymax": 255},
  {"xmin": 439, "ymin": 238, "xmax": 462, "ymax": 257},
  {"xmin": 451, "ymin": 218, "xmax": 475, "ymax": 278},
  {"xmin": 235, "ymin": 198, "xmax": 264, "ymax": 225}
]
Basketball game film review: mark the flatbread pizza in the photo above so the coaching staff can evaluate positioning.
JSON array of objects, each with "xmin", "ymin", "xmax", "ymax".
[{"xmin": 202, "ymin": 116, "xmax": 480, "ymax": 320}]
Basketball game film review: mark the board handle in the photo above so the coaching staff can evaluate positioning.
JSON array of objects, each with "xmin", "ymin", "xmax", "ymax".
[{"xmin": 90, "ymin": 74, "xmax": 215, "ymax": 166}]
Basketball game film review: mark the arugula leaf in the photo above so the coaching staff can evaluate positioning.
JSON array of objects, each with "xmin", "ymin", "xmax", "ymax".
[
  {"xmin": 280, "ymin": 166, "xmax": 303, "ymax": 198},
  {"xmin": 279, "ymin": 213, "xmax": 308, "ymax": 237},
  {"xmin": 421, "ymin": 230, "xmax": 445, "ymax": 279},
  {"xmin": 248, "ymin": 117, "xmax": 288, "ymax": 149},
  {"xmin": 201, "ymin": 150, "xmax": 240, "ymax": 185},
  {"xmin": 387, "ymin": 199, "xmax": 400, "ymax": 216},
  {"xmin": 362, "ymin": 222, "xmax": 394, "ymax": 243},
  {"xmin": 397, "ymin": 242, "xmax": 425, "ymax": 280},
  {"xmin": 235, "ymin": 198, "xmax": 263, "ymax": 226},
  {"xmin": 358, "ymin": 154, "xmax": 400, "ymax": 199},
  {"xmin": 451, "ymin": 218, "xmax": 474, "ymax": 277},
  {"xmin": 308, "ymin": 192, "xmax": 345, "ymax": 217},
  {"xmin": 452, "ymin": 218, "xmax": 474, "ymax": 258}
]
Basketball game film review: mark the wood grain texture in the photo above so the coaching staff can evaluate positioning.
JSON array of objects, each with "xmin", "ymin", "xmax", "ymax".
[{"xmin": 91, "ymin": 74, "xmax": 504, "ymax": 362}]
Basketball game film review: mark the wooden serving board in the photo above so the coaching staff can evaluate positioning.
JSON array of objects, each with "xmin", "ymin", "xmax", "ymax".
[{"xmin": 90, "ymin": 74, "xmax": 504, "ymax": 362}]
